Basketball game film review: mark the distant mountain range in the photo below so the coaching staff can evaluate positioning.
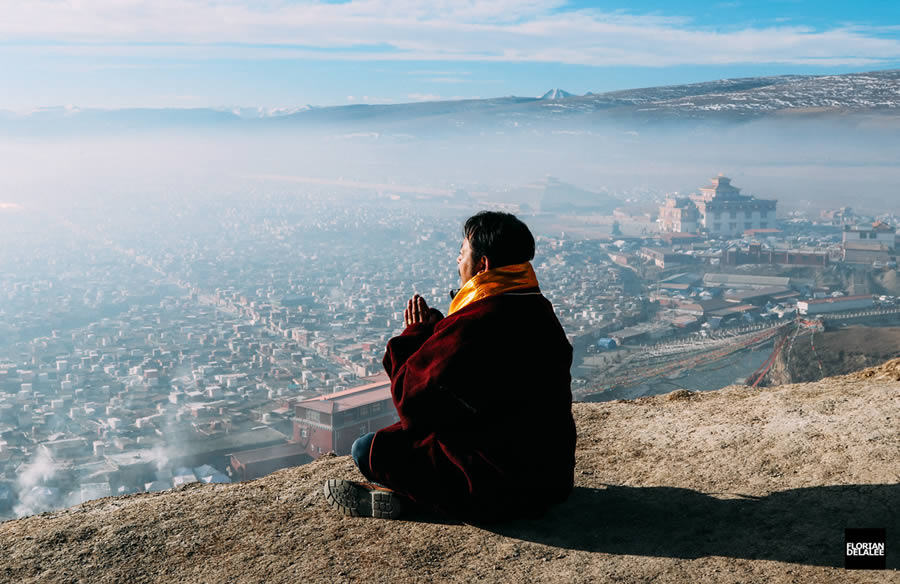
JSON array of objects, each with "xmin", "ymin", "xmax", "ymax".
[{"xmin": 3, "ymin": 69, "xmax": 899, "ymax": 135}]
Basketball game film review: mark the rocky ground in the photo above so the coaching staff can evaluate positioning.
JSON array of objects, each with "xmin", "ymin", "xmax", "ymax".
[{"xmin": 1, "ymin": 361, "xmax": 898, "ymax": 583}]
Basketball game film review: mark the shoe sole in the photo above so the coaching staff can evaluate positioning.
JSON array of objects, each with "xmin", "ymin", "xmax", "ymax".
[{"xmin": 323, "ymin": 479, "xmax": 403, "ymax": 520}]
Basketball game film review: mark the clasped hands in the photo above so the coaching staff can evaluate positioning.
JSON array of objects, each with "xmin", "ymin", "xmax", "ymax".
[{"xmin": 404, "ymin": 294, "xmax": 443, "ymax": 327}]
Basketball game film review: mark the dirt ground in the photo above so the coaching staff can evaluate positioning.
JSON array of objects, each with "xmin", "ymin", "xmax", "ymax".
[{"xmin": 1, "ymin": 362, "xmax": 898, "ymax": 583}]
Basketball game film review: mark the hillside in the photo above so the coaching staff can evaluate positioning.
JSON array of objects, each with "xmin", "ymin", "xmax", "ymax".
[
  {"xmin": 1, "ymin": 361, "xmax": 898, "ymax": 583},
  {"xmin": 4, "ymin": 69, "xmax": 900, "ymax": 135},
  {"xmin": 766, "ymin": 326, "xmax": 900, "ymax": 385}
]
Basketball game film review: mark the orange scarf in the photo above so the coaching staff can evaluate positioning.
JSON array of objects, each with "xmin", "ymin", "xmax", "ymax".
[{"xmin": 447, "ymin": 262, "xmax": 539, "ymax": 316}]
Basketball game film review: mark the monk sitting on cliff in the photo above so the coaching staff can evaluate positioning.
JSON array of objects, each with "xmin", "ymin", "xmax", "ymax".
[{"xmin": 324, "ymin": 211, "xmax": 576, "ymax": 520}]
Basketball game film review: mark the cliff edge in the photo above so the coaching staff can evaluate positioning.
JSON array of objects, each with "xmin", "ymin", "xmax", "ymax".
[{"xmin": 1, "ymin": 361, "xmax": 898, "ymax": 583}]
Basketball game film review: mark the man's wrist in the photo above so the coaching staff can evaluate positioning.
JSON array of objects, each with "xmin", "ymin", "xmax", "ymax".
[{"xmin": 404, "ymin": 320, "xmax": 435, "ymax": 333}]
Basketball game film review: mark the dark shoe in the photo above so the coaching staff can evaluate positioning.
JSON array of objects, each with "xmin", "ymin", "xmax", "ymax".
[{"xmin": 323, "ymin": 479, "xmax": 404, "ymax": 519}]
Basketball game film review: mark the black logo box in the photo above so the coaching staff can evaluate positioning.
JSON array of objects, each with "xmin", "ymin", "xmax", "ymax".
[{"xmin": 845, "ymin": 528, "xmax": 886, "ymax": 570}]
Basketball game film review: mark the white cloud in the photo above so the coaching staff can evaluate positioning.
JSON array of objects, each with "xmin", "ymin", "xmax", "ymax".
[
  {"xmin": 347, "ymin": 95, "xmax": 396, "ymax": 103},
  {"xmin": 429, "ymin": 77, "xmax": 471, "ymax": 83},
  {"xmin": 362, "ymin": 95, "xmax": 396, "ymax": 103},
  {"xmin": 0, "ymin": 1, "xmax": 898, "ymax": 67},
  {"xmin": 407, "ymin": 69, "xmax": 472, "ymax": 76}
]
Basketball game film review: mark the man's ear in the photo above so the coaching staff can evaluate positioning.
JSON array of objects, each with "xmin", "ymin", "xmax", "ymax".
[{"xmin": 477, "ymin": 256, "xmax": 491, "ymax": 274}]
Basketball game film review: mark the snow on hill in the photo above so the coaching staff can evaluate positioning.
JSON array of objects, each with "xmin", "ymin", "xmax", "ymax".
[
  {"xmin": 539, "ymin": 88, "xmax": 575, "ymax": 100},
  {"xmin": 4, "ymin": 70, "xmax": 900, "ymax": 134}
]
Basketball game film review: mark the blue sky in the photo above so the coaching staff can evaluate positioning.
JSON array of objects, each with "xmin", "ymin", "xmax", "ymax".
[{"xmin": 1, "ymin": 0, "xmax": 899, "ymax": 110}]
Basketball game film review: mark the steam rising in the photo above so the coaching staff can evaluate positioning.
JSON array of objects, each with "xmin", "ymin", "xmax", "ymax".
[{"xmin": 14, "ymin": 450, "xmax": 58, "ymax": 518}]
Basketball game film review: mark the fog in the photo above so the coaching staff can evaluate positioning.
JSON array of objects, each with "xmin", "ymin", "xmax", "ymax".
[
  {"xmin": 2, "ymin": 104, "xmax": 899, "ymax": 519},
  {"xmin": 3, "ymin": 113, "xmax": 899, "ymax": 215}
]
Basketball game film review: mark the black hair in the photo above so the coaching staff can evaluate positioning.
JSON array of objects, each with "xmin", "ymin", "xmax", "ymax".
[{"xmin": 463, "ymin": 211, "xmax": 535, "ymax": 268}]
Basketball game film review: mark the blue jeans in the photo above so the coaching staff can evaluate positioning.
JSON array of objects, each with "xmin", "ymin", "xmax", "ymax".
[{"xmin": 352, "ymin": 432, "xmax": 376, "ymax": 480}]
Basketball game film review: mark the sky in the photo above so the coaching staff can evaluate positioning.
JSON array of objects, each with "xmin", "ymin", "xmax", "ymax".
[{"xmin": 1, "ymin": 0, "xmax": 900, "ymax": 110}]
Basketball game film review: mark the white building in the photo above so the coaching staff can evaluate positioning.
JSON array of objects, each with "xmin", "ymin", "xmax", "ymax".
[
  {"xmin": 841, "ymin": 222, "xmax": 897, "ymax": 264},
  {"xmin": 658, "ymin": 195, "xmax": 701, "ymax": 233},
  {"xmin": 842, "ymin": 222, "xmax": 896, "ymax": 246},
  {"xmin": 658, "ymin": 175, "xmax": 777, "ymax": 236},
  {"xmin": 691, "ymin": 176, "xmax": 777, "ymax": 237},
  {"xmin": 797, "ymin": 295, "xmax": 874, "ymax": 315}
]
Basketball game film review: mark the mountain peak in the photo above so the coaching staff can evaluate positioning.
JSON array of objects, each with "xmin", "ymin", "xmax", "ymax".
[{"xmin": 539, "ymin": 88, "xmax": 574, "ymax": 100}]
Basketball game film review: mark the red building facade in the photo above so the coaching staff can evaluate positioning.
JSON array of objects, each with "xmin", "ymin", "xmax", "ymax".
[{"xmin": 292, "ymin": 379, "xmax": 398, "ymax": 458}]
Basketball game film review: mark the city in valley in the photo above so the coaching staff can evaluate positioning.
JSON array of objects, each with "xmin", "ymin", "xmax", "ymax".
[{"xmin": 1, "ymin": 171, "xmax": 898, "ymax": 519}]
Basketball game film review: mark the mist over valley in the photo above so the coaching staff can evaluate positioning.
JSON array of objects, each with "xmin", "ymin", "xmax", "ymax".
[{"xmin": 2, "ymin": 69, "xmax": 900, "ymax": 522}]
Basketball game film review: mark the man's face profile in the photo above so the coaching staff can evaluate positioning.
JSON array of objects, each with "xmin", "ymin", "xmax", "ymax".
[{"xmin": 457, "ymin": 236, "xmax": 482, "ymax": 287}]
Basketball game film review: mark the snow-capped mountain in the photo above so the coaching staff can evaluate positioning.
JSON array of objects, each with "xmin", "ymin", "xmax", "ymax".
[
  {"xmin": 4, "ymin": 69, "xmax": 899, "ymax": 134},
  {"xmin": 574, "ymin": 70, "xmax": 900, "ymax": 116},
  {"xmin": 539, "ymin": 89, "xmax": 575, "ymax": 100}
]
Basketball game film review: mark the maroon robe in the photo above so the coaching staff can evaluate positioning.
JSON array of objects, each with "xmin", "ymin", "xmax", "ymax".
[{"xmin": 368, "ymin": 288, "xmax": 576, "ymax": 519}]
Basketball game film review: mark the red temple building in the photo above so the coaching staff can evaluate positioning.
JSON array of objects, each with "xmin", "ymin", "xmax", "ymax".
[{"xmin": 292, "ymin": 376, "xmax": 398, "ymax": 458}]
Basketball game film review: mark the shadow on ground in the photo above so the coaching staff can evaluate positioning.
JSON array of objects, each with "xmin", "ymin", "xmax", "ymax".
[{"xmin": 480, "ymin": 484, "xmax": 899, "ymax": 568}]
